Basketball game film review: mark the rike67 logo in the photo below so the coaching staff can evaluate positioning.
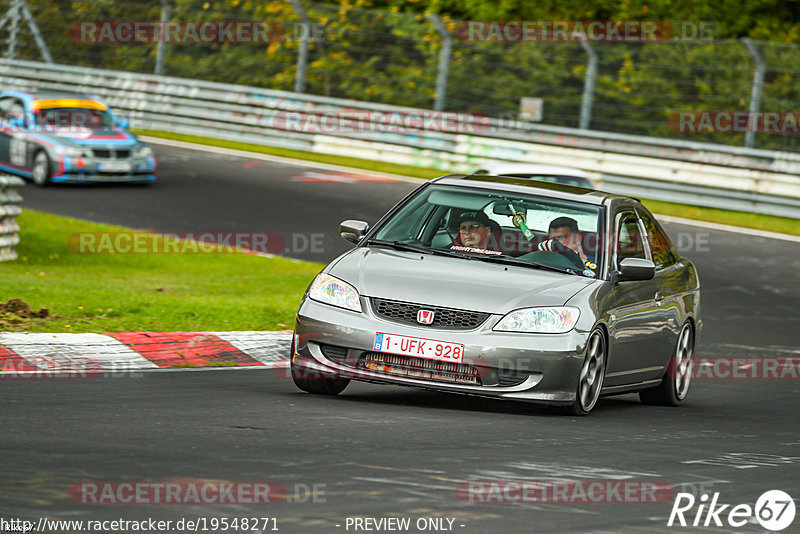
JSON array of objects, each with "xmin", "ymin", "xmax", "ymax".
[{"xmin": 668, "ymin": 490, "xmax": 795, "ymax": 531}]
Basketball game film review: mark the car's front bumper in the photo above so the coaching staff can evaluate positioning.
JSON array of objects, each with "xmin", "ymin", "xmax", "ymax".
[
  {"xmin": 51, "ymin": 154, "xmax": 156, "ymax": 183},
  {"xmin": 293, "ymin": 297, "xmax": 592, "ymax": 404}
]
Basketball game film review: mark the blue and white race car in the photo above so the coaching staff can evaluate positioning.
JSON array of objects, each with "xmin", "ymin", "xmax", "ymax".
[{"xmin": 0, "ymin": 90, "xmax": 156, "ymax": 185}]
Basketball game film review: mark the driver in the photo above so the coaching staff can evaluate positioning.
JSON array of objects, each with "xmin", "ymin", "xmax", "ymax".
[
  {"xmin": 454, "ymin": 211, "xmax": 494, "ymax": 251},
  {"xmin": 538, "ymin": 217, "xmax": 596, "ymax": 272}
]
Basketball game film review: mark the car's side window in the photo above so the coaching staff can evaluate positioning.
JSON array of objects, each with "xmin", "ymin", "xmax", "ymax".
[
  {"xmin": 637, "ymin": 210, "xmax": 678, "ymax": 269},
  {"xmin": 616, "ymin": 212, "xmax": 647, "ymax": 267},
  {"xmin": 6, "ymin": 100, "xmax": 27, "ymax": 127}
]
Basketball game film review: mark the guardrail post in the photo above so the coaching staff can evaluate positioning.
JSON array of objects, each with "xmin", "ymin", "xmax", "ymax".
[
  {"xmin": 0, "ymin": 174, "xmax": 24, "ymax": 262},
  {"xmin": 578, "ymin": 36, "xmax": 597, "ymax": 130},
  {"xmin": 742, "ymin": 38, "xmax": 765, "ymax": 149},
  {"xmin": 428, "ymin": 14, "xmax": 452, "ymax": 112},
  {"xmin": 155, "ymin": 0, "xmax": 172, "ymax": 76},
  {"xmin": 289, "ymin": 0, "xmax": 311, "ymax": 94}
]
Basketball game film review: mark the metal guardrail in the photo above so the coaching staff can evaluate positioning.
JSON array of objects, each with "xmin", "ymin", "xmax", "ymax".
[
  {"xmin": 0, "ymin": 174, "xmax": 23, "ymax": 261},
  {"xmin": 1, "ymin": 59, "xmax": 800, "ymax": 218}
]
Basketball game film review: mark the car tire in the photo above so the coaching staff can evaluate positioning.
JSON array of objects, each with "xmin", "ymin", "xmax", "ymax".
[
  {"xmin": 289, "ymin": 335, "xmax": 350, "ymax": 396},
  {"xmin": 32, "ymin": 150, "xmax": 52, "ymax": 186},
  {"xmin": 639, "ymin": 321, "xmax": 694, "ymax": 406},
  {"xmin": 567, "ymin": 327, "xmax": 607, "ymax": 415}
]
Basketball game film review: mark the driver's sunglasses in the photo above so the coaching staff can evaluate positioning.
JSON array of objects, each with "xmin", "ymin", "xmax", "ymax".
[{"xmin": 459, "ymin": 223, "xmax": 485, "ymax": 232}]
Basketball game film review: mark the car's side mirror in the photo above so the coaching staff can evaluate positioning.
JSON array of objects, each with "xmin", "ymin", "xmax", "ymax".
[
  {"xmin": 340, "ymin": 220, "xmax": 369, "ymax": 244},
  {"xmin": 116, "ymin": 117, "xmax": 130, "ymax": 129},
  {"xmin": 616, "ymin": 258, "xmax": 655, "ymax": 282}
]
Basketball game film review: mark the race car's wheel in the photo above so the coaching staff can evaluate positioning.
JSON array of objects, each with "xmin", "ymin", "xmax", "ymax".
[
  {"xmin": 290, "ymin": 335, "xmax": 350, "ymax": 396},
  {"xmin": 32, "ymin": 150, "xmax": 52, "ymax": 186},
  {"xmin": 640, "ymin": 321, "xmax": 694, "ymax": 406},
  {"xmin": 569, "ymin": 327, "xmax": 606, "ymax": 415}
]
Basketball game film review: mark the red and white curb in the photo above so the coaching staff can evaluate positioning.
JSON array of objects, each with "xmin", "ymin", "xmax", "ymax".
[{"xmin": 0, "ymin": 331, "xmax": 292, "ymax": 376}]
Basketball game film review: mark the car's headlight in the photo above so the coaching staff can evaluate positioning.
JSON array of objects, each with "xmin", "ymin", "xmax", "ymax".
[
  {"xmin": 135, "ymin": 146, "xmax": 152, "ymax": 158},
  {"xmin": 55, "ymin": 146, "xmax": 83, "ymax": 157},
  {"xmin": 494, "ymin": 306, "xmax": 580, "ymax": 333},
  {"xmin": 308, "ymin": 273, "xmax": 362, "ymax": 312}
]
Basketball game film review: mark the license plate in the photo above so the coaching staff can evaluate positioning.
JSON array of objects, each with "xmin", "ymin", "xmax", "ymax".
[
  {"xmin": 98, "ymin": 161, "xmax": 132, "ymax": 173},
  {"xmin": 372, "ymin": 332, "xmax": 464, "ymax": 363}
]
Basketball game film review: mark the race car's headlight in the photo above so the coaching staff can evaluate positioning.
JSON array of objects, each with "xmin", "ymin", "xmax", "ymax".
[
  {"xmin": 135, "ymin": 146, "xmax": 152, "ymax": 158},
  {"xmin": 55, "ymin": 146, "xmax": 83, "ymax": 157},
  {"xmin": 494, "ymin": 307, "xmax": 580, "ymax": 334},
  {"xmin": 308, "ymin": 273, "xmax": 362, "ymax": 312}
]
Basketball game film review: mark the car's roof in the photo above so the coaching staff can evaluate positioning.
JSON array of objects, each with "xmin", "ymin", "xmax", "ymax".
[
  {"xmin": 432, "ymin": 174, "xmax": 637, "ymax": 206},
  {"xmin": 473, "ymin": 163, "xmax": 590, "ymax": 178}
]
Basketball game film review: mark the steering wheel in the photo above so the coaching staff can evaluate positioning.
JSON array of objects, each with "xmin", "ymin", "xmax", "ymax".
[{"xmin": 539, "ymin": 238, "xmax": 587, "ymax": 271}]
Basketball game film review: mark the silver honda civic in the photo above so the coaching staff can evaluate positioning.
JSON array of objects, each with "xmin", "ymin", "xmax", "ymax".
[{"xmin": 291, "ymin": 174, "xmax": 701, "ymax": 415}]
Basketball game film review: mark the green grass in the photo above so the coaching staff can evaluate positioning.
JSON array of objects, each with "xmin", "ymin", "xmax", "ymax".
[
  {"xmin": 1, "ymin": 210, "xmax": 323, "ymax": 333},
  {"xmin": 135, "ymin": 129, "xmax": 800, "ymax": 237}
]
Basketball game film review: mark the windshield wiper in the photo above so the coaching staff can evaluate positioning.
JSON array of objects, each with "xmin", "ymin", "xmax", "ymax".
[
  {"xmin": 366, "ymin": 240, "xmax": 467, "ymax": 259},
  {"xmin": 472, "ymin": 254, "xmax": 578, "ymax": 275}
]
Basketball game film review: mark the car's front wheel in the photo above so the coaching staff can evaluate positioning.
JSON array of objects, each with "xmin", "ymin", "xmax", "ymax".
[
  {"xmin": 568, "ymin": 327, "xmax": 606, "ymax": 415},
  {"xmin": 290, "ymin": 335, "xmax": 350, "ymax": 396},
  {"xmin": 640, "ymin": 321, "xmax": 694, "ymax": 406},
  {"xmin": 32, "ymin": 150, "xmax": 52, "ymax": 186}
]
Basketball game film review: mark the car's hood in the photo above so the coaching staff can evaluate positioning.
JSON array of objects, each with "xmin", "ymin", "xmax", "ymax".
[
  {"xmin": 32, "ymin": 127, "xmax": 137, "ymax": 147},
  {"xmin": 328, "ymin": 247, "xmax": 596, "ymax": 314}
]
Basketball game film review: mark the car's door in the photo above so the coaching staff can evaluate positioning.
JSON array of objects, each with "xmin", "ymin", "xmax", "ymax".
[
  {"xmin": 604, "ymin": 210, "xmax": 672, "ymax": 386},
  {"xmin": 637, "ymin": 208, "xmax": 690, "ymax": 362},
  {"xmin": 0, "ymin": 97, "xmax": 32, "ymax": 173}
]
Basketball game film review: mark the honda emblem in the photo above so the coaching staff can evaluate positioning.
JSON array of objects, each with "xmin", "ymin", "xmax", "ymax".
[{"xmin": 417, "ymin": 309, "xmax": 435, "ymax": 325}]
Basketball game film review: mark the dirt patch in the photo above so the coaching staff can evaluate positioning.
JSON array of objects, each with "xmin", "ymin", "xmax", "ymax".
[{"xmin": 0, "ymin": 298, "xmax": 54, "ymax": 330}]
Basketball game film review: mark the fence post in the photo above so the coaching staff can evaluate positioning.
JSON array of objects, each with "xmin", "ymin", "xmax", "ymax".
[
  {"xmin": 428, "ymin": 14, "xmax": 452, "ymax": 112},
  {"xmin": 289, "ymin": 0, "xmax": 311, "ymax": 94},
  {"xmin": 578, "ymin": 36, "xmax": 597, "ymax": 130},
  {"xmin": 155, "ymin": 0, "xmax": 172, "ymax": 76},
  {"xmin": 742, "ymin": 38, "xmax": 765, "ymax": 149}
]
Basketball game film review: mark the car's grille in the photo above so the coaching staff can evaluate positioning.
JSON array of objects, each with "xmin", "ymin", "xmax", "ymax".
[
  {"xmin": 319, "ymin": 344, "xmax": 348, "ymax": 364},
  {"xmin": 371, "ymin": 298, "xmax": 489, "ymax": 330},
  {"xmin": 359, "ymin": 352, "xmax": 482, "ymax": 385},
  {"xmin": 92, "ymin": 149, "xmax": 131, "ymax": 159}
]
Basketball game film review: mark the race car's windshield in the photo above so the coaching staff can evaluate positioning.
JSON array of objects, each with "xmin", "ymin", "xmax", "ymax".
[
  {"xmin": 369, "ymin": 184, "xmax": 604, "ymax": 277},
  {"xmin": 35, "ymin": 108, "xmax": 114, "ymax": 131}
]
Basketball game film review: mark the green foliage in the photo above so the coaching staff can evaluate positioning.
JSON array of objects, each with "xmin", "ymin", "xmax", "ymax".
[{"xmin": 12, "ymin": 0, "xmax": 800, "ymax": 151}]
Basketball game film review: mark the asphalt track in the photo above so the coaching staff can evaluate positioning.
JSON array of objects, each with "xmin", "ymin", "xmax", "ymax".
[{"xmin": 4, "ymin": 143, "xmax": 800, "ymax": 533}]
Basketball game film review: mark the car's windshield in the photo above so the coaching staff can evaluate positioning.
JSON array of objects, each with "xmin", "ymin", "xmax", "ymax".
[
  {"xmin": 35, "ymin": 107, "xmax": 114, "ymax": 131},
  {"xmin": 369, "ymin": 184, "xmax": 603, "ymax": 277}
]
